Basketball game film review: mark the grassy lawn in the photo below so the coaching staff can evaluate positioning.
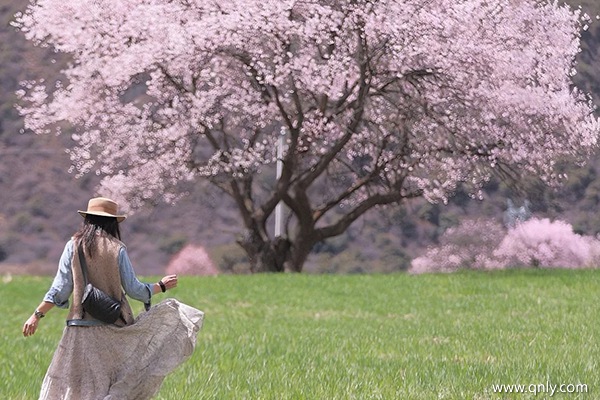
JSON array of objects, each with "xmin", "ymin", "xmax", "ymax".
[{"xmin": 1, "ymin": 269, "xmax": 599, "ymax": 399}]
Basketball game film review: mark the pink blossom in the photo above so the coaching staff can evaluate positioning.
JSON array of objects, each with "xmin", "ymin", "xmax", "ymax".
[
  {"xmin": 165, "ymin": 244, "xmax": 218, "ymax": 276},
  {"xmin": 492, "ymin": 218, "xmax": 600, "ymax": 269},
  {"xmin": 410, "ymin": 217, "xmax": 600, "ymax": 273},
  {"xmin": 13, "ymin": 0, "xmax": 600, "ymax": 208},
  {"xmin": 410, "ymin": 218, "xmax": 505, "ymax": 273}
]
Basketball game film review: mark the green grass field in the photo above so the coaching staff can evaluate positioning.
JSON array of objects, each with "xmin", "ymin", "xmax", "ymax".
[{"xmin": 2, "ymin": 269, "xmax": 599, "ymax": 399}]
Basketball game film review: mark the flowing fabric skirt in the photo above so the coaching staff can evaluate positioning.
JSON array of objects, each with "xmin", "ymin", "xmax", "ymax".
[{"xmin": 39, "ymin": 299, "xmax": 204, "ymax": 400}]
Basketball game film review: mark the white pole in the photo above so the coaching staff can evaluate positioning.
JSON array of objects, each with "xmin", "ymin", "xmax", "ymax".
[{"xmin": 275, "ymin": 128, "xmax": 285, "ymax": 238}]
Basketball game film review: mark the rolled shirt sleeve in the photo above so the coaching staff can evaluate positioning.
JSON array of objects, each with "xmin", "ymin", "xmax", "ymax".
[
  {"xmin": 43, "ymin": 240, "xmax": 75, "ymax": 308},
  {"xmin": 119, "ymin": 247, "xmax": 153, "ymax": 307}
]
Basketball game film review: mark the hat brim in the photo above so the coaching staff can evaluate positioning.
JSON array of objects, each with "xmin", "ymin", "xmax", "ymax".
[{"xmin": 78, "ymin": 210, "xmax": 126, "ymax": 223}]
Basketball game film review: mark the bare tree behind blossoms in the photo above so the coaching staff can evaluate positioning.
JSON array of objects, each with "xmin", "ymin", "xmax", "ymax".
[{"xmin": 14, "ymin": 0, "xmax": 600, "ymax": 272}]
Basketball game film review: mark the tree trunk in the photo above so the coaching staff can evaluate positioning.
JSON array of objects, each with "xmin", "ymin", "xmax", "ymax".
[
  {"xmin": 237, "ymin": 226, "xmax": 316, "ymax": 273},
  {"xmin": 237, "ymin": 230, "xmax": 293, "ymax": 273},
  {"xmin": 284, "ymin": 240, "xmax": 313, "ymax": 273}
]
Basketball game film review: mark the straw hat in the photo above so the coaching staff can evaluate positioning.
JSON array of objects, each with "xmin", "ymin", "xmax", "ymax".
[{"xmin": 78, "ymin": 197, "xmax": 127, "ymax": 222}]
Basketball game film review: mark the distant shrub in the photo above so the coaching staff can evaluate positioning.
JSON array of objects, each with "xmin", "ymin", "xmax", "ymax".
[
  {"xmin": 209, "ymin": 243, "xmax": 250, "ymax": 274},
  {"xmin": 410, "ymin": 217, "xmax": 600, "ymax": 273},
  {"xmin": 166, "ymin": 244, "xmax": 219, "ymax": 275},
  {"xmin": 410, "ymin": 219, "xmax": 505, "ymax": 274},
  {"xmin": 489, "ymin": 218, "xmax": 600, "ymax": 269},
  {"xmin": 317, "ymin": 249, "xmax": 369, "ymax": 274},
  {"xmin": 158, "ymin": 233, "xmax": 187, "ymax": 255}
]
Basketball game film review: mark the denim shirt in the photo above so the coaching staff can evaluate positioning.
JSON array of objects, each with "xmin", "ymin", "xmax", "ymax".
[{"xmin": 43, "ymin": 239, "xmax": 154, "ymax": 309}]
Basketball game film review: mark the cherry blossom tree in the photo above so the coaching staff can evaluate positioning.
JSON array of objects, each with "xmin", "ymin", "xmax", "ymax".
[
  {"xmin": 14, "ymin": 0, "xmax": 600, "ymax": 272},
  {"xmin": 166, "ymin": 244, "xmax": 219, "ymax": 276},
  {"xmin": 491, "ymin": 218, "xmax": 600, "ymax": 269},
  {"xmin": 410, "ymin": 218, "xmax": 505, "ymax": 273}
]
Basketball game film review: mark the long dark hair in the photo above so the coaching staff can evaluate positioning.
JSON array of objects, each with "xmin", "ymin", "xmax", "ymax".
[{"xmin": 74, "ymin": 214, "xmax": 122, "ymax": 257}]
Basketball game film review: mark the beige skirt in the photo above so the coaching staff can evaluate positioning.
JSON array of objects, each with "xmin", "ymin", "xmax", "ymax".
[{"xmin": 39, "ymin": 299, "xmax": 204, "ymax": 400}]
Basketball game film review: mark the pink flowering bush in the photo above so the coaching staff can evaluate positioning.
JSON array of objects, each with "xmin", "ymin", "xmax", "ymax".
[
  {"xmin": 410, "ymin": 219, "xmax": 505, "ymax": 274},
  {"xmin": 165, "ymin": 244, "xmax": 219, "ymax": 276},
  {"xmin": 411, "ymin": 217, "xmax": 600, "ymax": 273},
  {"xmin": 490, "ymin": 218, "xmax": 600, "ymax": 269}
]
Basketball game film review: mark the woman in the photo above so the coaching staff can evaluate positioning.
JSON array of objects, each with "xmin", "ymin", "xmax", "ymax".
[{"xmin": 22, "ymin": 197, "xmax": 204, "ymax": 400}]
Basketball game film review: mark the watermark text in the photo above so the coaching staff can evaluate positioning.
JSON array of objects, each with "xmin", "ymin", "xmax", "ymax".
[{"xmin": 491, "ymin": 382, "xmax": 588, "ymax": 396}]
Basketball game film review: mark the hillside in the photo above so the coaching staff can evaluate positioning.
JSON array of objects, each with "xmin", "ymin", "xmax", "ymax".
[{"xmin": 1, "ymin": 0, "xmax": 600, "ymax": 274}]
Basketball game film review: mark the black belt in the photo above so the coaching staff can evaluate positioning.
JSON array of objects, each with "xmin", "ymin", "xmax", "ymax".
[{"xmin": 66, "ymin": 319, "xmax": 107, "ymax": 327}]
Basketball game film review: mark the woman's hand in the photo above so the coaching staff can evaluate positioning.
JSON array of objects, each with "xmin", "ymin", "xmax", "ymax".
[
  {"xmin": 22, "ymin": 303, "xmax": 53, "ymax": 337},
  {"xmin": 22, "ymin": 314, "xmax": 40, "ymax": 337},
  {"xmin": 159, "ymin": 274, "xmax": 178, "ymax": 292}
]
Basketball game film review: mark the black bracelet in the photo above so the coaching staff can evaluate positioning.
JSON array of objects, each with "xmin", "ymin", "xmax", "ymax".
[{"xmin": 158, "ymin": 280, "xmax": 166, "ymax": 293}]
